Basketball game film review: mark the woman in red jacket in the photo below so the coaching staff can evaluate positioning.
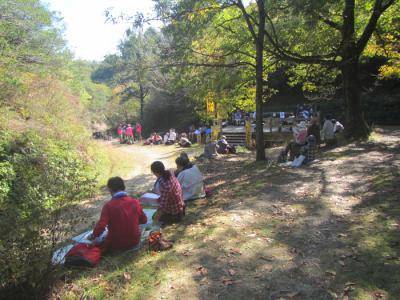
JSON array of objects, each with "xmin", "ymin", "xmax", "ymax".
[{"xmin": 90, "ymin": 177, "xmax": 147, "ymax": 253}]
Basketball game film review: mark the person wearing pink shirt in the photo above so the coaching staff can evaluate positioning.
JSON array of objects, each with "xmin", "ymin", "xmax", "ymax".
[
  {"xmin": 125, "ymin": 124, "xmax": 134, "ymax": 144},
  {"xmin": 135, "ymin": 122, "xmax": 142, "ymax": 141}
]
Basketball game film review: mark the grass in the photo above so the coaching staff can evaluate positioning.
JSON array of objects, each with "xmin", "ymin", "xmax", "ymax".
[
  {"xmin": 53, "ymin": 130, "xmax": 400, "ymax": 299},
  {"xmin": 88, "ymin": 141, "xmax": 139, "ymax": 187}
]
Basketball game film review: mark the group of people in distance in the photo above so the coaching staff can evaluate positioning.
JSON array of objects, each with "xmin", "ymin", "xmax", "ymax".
[
  {"xmin": 144, "ymin": 128, "xmax": 193, "ymax": 148},
  {"xmin": 280, "ymin": 115, "xmax": 344, "ymax": 165},
  {"xmin": 117, "ymin": 123, "xmax": 142, "ymax": 144},
  {"xmin": 88, "ymin": 152, "xmax": 205, "ymax": 255}
]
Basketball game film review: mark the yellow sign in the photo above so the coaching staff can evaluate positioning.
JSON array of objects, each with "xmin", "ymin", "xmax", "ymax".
[
  {"xmin": 206, "ymin": 99, "xmax": 215, "ymax": 113},
  {"xmin": 205, "ymin": 92, "xmax": 215, "ymax": 114},
  {"xmin": 245, "ymin": 120, "xmax": 252, "ymax": 148}
]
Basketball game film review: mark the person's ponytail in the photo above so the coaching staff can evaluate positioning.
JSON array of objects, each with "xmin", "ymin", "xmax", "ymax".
[{"xmin": 151, "ymin": 161, "xmax": 171, "ymax": 180}]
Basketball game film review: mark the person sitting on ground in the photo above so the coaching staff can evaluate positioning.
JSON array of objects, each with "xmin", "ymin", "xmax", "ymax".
[
  {"xmin": 153, "ymin": 133, "xmax": 162, "ymax": 145},
  {"xmin": 203, "ymin": 140, "xmax": 219, "ymax": 159},
  {"xmin": 179, "ymin": 133, "xmax": 192, "ymax": 148},
  {"xmin": 321, "ymin": 115, "xmax": 336, "ymax": 146},
  {"xmin": 175, "ymin": 156, "xmax": 206, "ymax": 201},
  {"xmin": 151, "ymin": 161, "xmax": 185, "ymax": 225},
  {"xmin": 144, "ymin": 133, "xmax": 156, "ymax": 145},
  {"xmin": 89, "ymin": 177, "xmax": 147, "ymax": 253},
  {"xmin": 174, "ymin": 152, "xmax": 192, "ymax": 176},
  {"xmin": 302, "ymin": 135, "xmax": 318, "ymax": 163},
  {"xmin": 163, "ymin": 132, "xmax": 170, "ymax": 144},
  {"xmin": 283, "ymin": 121, "xmax": 308, "ymax": 161},
  {"xmin": 165, "ymin": 128, "xmax": 177, "ymax": 145},
  {"xmin": 307, "ymin": 118, "xmax": 321, "ymax": 145},
  {"xmin": 217, "ymin": 135, "xmax": 236, "ymax": 154}
]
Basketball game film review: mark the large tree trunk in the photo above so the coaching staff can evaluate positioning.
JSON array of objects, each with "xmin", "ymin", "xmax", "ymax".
[
  {"xmin": 255, "ymin": 0, "xmax": 266, "ymax": 161},
  {"xmin": 341, "ymin": 60, "xmax": 370, "ymax": 139},
  {"xmin": 341, "ymin": 0, "xmax": 370, "ymax": 139}
]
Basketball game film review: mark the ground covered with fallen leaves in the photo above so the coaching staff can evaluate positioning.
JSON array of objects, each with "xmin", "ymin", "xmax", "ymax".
[{"xmin": 53, "ymin": 127, "xmax": 400, "ymax": 300}]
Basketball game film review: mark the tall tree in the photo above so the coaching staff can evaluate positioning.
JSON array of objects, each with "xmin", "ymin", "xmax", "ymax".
[
  {"xmin": 153, "ymin": 0, "xmax": 271, "ymax": 160},
  {"xmin": 92, "ymin": 28, "xmax": 160, "ymax": 122},
  {"xmin": 259, "ymin": 0, "xmax": 398, "ymax": 138}
]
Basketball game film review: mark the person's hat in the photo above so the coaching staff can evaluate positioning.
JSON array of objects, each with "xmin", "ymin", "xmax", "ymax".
[{"xmin": 221, "ymin": 135, "xmax": 226, "ymax": 139}]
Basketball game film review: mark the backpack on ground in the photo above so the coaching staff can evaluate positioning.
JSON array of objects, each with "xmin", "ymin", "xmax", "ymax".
[
  {"xmin": 64, "ymin": 243, "xmax": 101, "ymax": 267},
  {"xmin": 147, "ymin": 231, "xmax": 173, "ymax": 251}
]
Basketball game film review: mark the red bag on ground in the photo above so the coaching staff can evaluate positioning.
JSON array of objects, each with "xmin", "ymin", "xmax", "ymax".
[{"xmin": 64, "ymin": 243, "xmax": 101, "ymax": 267}]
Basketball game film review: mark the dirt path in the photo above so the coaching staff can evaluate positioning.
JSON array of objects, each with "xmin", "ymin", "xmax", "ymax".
[{"xmin": 69, "ymin": 142, "xmax": 203, "ymax": 234}]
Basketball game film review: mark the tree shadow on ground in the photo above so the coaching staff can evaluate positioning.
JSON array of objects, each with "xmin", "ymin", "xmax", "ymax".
[{"xmin": 158, "ymin": 131, "xmax": 400, "ymax": 299}]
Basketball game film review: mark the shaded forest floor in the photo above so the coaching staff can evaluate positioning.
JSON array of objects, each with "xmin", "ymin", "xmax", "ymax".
[{"xmin": 54, "ymin": 127, "xmax": 400, "ymax": 300}]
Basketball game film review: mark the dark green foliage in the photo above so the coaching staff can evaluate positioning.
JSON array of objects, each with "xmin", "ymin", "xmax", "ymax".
[{"xmin": 0, "ymin": 131, "xmax": 96, "ymax": 299}]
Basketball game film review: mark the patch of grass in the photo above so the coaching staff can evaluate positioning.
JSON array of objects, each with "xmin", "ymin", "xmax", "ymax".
[
  {"xmin": 88, "ymin": 142, "xmax": 139, "ymax": 186},
  {"xmin": 368, "ymin": 131, "xmax": 381, "ymax": 142},
  {"xmin": 235, "ymin": 145, "xmax": 251, "ymax": 154}
]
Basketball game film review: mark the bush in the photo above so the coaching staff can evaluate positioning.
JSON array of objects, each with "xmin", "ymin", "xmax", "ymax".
[{"xmin": 0, "ymin": 131, "xmax": 96, "ymax": 299}]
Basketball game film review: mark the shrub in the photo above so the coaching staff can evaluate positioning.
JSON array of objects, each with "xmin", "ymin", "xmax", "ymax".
[{"xmin": 0, "ymin": 131, "xmax": 96, "ymax": 299}]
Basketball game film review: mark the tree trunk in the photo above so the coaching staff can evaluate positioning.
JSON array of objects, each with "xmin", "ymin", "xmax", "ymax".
[
  {"xmin": 341, "ymin": 60, "xmax": 370, "ymax": 139},
  {"xmin": 139, "ymin": 82, "xmax": 144, "ymax": 122},
  {"xmin": 255, "ymin": 0, "xmax": 266, "ymax": 161},
  {"xmin": 341, "ymin": 0, "xmax": 370, "ymax": 139}
]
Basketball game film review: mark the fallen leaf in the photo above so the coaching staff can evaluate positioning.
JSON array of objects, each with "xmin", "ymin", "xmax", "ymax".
[
  {"xmin": 325, "ymin": 270, "xmax": 336, "ymax": 276},
  {"xmin": 259, "ymin": 256, "xmax": 273, "ymax": 261},
  {"xmin": 196, "ymin": 266, "xmax": 208, "ymax": 276},
  {"xmin": 229, "ymin": 248, "xmax": 242, "ymax": 255},
  {"xmin": 222, "ymin": 278, "xmax": 234, "ymax": 286},
  {"xmin": 326, "ymin": 290, "xmax": 338, "ymax": 298},
  {"xmin": 338, "ymin": 233, "xmax": 348, "ymax": 237},
  {"xmin": 339, "ymin": 260, "xmax": 346, "ymax": 266},
  {"xmin": 262, "ymin": 264, "xmax": 273, "ymax": 272},
  {"xmin": 228, "ymin": 269, "xmax": 236, "ymax": 276},
  {"xmin": 199, "ymin": 277, "xmax": 208, "ymax": 285},
  {"xmin": 343, "ymin": 295, "xmax": 349, "ymax": 300},
  {"xmin": 287, "ymin": 291, "xmax": 300, "ymax": 298}
]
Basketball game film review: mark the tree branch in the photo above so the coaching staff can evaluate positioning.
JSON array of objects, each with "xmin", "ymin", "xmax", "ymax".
[
  {"xmin": 316, "ymin": 13, "xmax": 342, "ymax": 31},
  {"xmin": 153, "ymin": 61, "xmax": 256, "ymax": 69},
  {"xmin": 234, "ymin": 0, "xmax": 257, "ymax": 42},
  {"xmin": 356, "ymin": 0, "xmax": 396, "ymax": 54}
]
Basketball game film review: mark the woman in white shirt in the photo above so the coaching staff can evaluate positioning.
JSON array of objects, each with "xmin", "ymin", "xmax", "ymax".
[
  {"xmin": 175, "ymin": 156, "xmax": 206, "ymax": 201},
  {"xmin": 321, "ymin": 115, "xmax": 336, "ymax": 145}
]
